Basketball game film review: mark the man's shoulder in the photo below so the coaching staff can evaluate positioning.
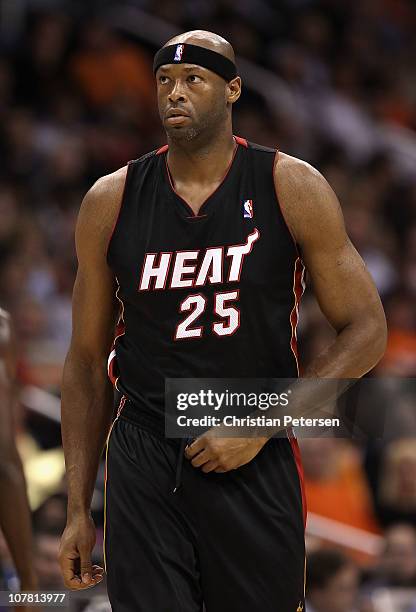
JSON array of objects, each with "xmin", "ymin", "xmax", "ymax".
[
  {"xmin": 275, "ymin": 152, "xmax": 325, "ymax": 191},
  {"xmin": 89, "ymin": 166, "xmax": 128, "ymax": 201},
  {"xmin": 273, "ymin": 152, "xmax": 341, "ymax": 244},
  {"xmin": 91, "ymin": 147, "xmax": 162, "ymax": 197},
  {"xmin": 246, "ymin": 143, "xmax": 326, "ymax": 194},
  {"xmin": 75, "ymin": 166, "xmax": 129, "ymax": 252}
]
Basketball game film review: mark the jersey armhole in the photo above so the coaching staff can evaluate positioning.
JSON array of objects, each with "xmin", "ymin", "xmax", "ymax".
[
  {"xmin": 106, "ymin": 161, "xmax": 133, "ymax": 265},
  {"xmin": 272, "ymin": 149, "xmax": 301, "ymax": 258}
]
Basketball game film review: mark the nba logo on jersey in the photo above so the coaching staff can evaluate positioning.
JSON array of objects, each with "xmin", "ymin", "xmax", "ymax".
[
  {"xmin": 243, "ymin": 199, "xmax": 254, "ymax": 218},
  {"xmin": 174, "ymin": 44, "xmax": 184, "ymax": 61}
]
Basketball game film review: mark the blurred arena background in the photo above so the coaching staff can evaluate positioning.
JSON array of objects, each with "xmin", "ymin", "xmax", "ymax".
[{"xmin": 0, "ymin": 0, "xmax": 416, "ymax": 610}]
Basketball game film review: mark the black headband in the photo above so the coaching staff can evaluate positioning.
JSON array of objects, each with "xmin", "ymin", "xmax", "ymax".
[{"xmin": 153, "ymin": 43, "xmax": 237, "ymax": 82}]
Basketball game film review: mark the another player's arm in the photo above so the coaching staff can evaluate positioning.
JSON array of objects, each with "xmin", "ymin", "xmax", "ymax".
[
  {"xmin": 59, "ymin": 167, "xmax": 126, "ymax": 590},
  {"xmin": 0, "ymin": 311, "xmax": 38, "ymax": 591},
  {"xmin": 274, "ymin": 152, "xmax": 387, "ymax": 377}
]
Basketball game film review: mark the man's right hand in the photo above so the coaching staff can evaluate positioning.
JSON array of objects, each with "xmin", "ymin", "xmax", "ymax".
[{"xmin": 58, "ymin": 513, "xmax": 104, "ymax": 590}]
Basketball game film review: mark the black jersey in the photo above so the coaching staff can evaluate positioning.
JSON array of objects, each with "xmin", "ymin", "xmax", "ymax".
[{"xmin": 107, "ymin": 136, "xmax": 305, "ymax": 417}]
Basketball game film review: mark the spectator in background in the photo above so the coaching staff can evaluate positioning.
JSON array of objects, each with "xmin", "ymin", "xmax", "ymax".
[
  {"xmin": 300, "ymin": 439, "xmax": 380, "ymax": 534},
  {"xmin": 70, "ymin": 20, "xmax": 155, "ymax": 113},
  {"xmin": 376, "ymin": 438, "xmax": 416, "ymax": 526},
  {"xmin": 306, "ymin": 549, "xmax": 360, "ymax": 612},
  {"xmin": 363, "ymin": 523, "xmax": 416, "ymax": 589},
  {"xmin": 12, "ymin": 13, "xmax": 72, "ymax": 112},
  {"xmin": 378, "ymin": 293, "xmax": 416, "ymax": 376}
]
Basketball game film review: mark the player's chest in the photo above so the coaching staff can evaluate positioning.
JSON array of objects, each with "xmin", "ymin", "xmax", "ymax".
[{"xmin": 113, "ymin": 200, "xmax": 290, "ymax": 301}]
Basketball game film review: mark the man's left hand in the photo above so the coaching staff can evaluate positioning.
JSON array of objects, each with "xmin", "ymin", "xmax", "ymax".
[{"xmin": 184, "ymin": 430, "xmax": 269, "ymax": 473}]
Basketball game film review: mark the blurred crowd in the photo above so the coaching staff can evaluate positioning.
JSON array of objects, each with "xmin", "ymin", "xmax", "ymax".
[{"xmin": 0, "ymin": 0, "xmax": 416, "ymax": 610}]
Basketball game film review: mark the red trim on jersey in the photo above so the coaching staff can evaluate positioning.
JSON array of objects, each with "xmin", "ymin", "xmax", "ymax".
[
  {"xmin": 104, "ymin": 395, "xmax": 126, "ymax": 482},
  {"xmin": 287, "ymin": 257, "xmax": 306, "ymax": 526},
  {"xmin": 106, "ymin": 162, "xmax": 132, "ymax": 262},
  {"xmin": 272, "ymin": 149, "xmax": 300, "ymax": 255},
  {"xmin": 165, "ymin": 139, "xmax": 239, "ymax": 218},
  {"xmin": 288, "ymin": 434, "xmax": 307, "ymax": 528},
  {"xmin": 157, "ymin": 136, "xmax": 247, "ymax": 156},
  {"xmin": 107, "ymin": 280, "xmax": 126, "ymax": 387},
  {"xmin": 289, "ymin": 257, "xmax": 305, "ymax": 374},
  {"xmin": 156, "ymin": 144, "xmax": 168, "ymax": 155},
  {"xmin": 103, "ymin": 392, "xmax": 127, "ymax": 571},
  {"xmin": 108, "ymin": 317, "xmax": 126, "ymax": 385},
  {"xmin": 234, "ymin": 135, "xmax": 248, "ymax": 147},
  {"xmin": 116, "ymin": 394, "xmax": 127, "ymax": 418},
  {"xmin": 108, "ymin": 352, "xmax": 117, "ymax": 386}
]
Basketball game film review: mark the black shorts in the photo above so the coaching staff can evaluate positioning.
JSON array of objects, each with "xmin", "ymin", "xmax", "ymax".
[{"xmin": 104, "ymin": 400, "xmax": 306, "ymax": 612}]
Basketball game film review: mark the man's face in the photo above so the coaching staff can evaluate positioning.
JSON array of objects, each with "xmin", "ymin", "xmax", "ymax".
[{"xmin": 156, "ymin": 63, "xmax": 229, "ymax": 141}]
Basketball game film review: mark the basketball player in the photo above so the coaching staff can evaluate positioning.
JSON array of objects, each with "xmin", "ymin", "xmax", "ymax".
[
  {"xmin": 58, "ymin": 31, "xmax": 387, "ymax": 611},
  {"xmin": 0, "ymin": 309, "xmax": 38, "ymax": 601}
]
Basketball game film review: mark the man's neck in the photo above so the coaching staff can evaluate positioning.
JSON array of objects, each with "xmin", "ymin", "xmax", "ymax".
[{"xmin": 166, "ymin": 130, "xmax": 236, "ymax": 187}]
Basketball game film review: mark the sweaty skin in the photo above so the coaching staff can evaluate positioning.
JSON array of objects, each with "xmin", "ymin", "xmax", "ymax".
[
  {"xmin": 59, "ymin": 30, "xmax": 387, "ymax": 587},
  {"xmin": 0, "ymin": 310, "xmax": 38, "ymax": 607}
]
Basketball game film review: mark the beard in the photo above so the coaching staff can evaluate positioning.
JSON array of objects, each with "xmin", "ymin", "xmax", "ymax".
[
  {"xmin": 165, "ymin": 124, "xmax": 200, "ymax": 142},
  {"xmin": 163, "ymin": 103, "xmax": 228, "ymax": 146}
]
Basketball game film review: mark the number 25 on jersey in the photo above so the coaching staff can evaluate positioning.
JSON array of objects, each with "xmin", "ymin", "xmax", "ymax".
[{"xmin": 175, "ymin": 290, "xmax": 240, "ymax": 340}]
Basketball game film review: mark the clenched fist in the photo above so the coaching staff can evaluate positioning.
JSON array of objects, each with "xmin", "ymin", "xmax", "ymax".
[{"xmin": 59, "ymin": 513, "xmax": 104, "ymax": 590}]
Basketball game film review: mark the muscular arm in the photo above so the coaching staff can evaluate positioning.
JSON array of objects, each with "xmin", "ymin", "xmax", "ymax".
[
  {"xmin": 185, "ymin": 153, "xmax": 387, "ymax": 472},
  {"xmin": 0, "ymin": 311, "xmax": 37, "ymax": 590},
  {"xmin": 275, "ymin": 152, "xmax": 387, "ymax": 377},
  {"xmin": 59, "ymin": 167, "xmax": 126, "ymax": 589}
]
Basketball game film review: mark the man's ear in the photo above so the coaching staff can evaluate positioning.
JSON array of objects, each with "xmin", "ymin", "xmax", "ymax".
[{"xmin": 226, "ymin": 76, "xmax": 242, "ymax": 104}]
